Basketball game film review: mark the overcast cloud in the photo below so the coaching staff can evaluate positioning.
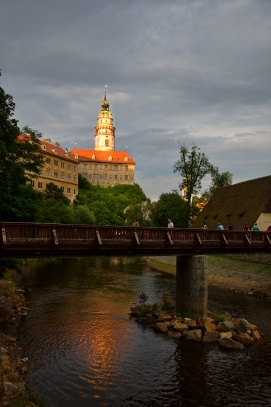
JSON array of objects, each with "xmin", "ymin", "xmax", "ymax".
[{"xmin": 1, "ymin": 0, "xmax": 270, "ymax": 200}]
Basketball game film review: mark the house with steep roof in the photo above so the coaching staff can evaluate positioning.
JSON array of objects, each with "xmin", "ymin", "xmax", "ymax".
[
  {"xmin": 192, "ymin": 175, "xmax": 271, "ymax": 231},
  {"xmin": 72, "ymin": 87, "xmax": 135, "ymax": 187}
]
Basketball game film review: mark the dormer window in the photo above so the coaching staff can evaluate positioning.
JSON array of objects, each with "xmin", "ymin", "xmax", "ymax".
[
  {"xmin": 124, "ymin": 157, "xmax": 128, "ymax": 162},
  {"xmin": 92, "ymin": 154, "xmax": 96, "ymax": 159},
  {"xmin": 108, "ymin": 156, "xmax": 112, "ymax": 161}
]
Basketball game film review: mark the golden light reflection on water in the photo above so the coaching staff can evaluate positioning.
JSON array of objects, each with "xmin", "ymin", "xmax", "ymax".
[{"xmin": 75, "ymin": 294, "xmax": 131, "ymax": 395}]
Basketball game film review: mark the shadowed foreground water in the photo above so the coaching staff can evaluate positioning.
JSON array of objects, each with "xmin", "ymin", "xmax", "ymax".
[{"xmin": 19, "ymin": 257, "xmax": 271, "ymax": 407}]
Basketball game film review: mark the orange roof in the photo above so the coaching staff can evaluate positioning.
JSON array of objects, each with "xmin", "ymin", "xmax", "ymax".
[
  {"xmin": 18, "ymin": 134, "xmax": 78, "ymax": 163},
  {"xmin": 71, "ymin": 149, "xmax": 136, "ymax": 164}
]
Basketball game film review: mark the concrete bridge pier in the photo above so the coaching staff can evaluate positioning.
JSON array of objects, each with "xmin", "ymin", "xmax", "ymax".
[{"xmin": 176, "ymin": 255, "xmax": 208, "ymax": 317}]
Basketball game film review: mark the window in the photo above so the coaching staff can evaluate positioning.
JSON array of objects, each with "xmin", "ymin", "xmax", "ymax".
[
  {"xmin": 61, "ymin": 162, "xmax": 65, "ymax": 168},
  {"xmin": 67, "ymin": 188, "xmax": 71, "ymax": 193},
  {"xmin": 46, "ymin": 157, "xmax": 51, "ymax": 164},
  {"xmin": 68, "ymin": 164, "xmax": 71, "ymax": 170},
  {"xmin": 46, "ymin": 170, "xmax": 51, "ymax": 177},
  {"xmin": 54, "ymin": 160, "xmax": 58, "ymax": 166},
  {"xmin": 30, "ymin": 180, "xmax": 35, "ymax": 187},
  {"xmin": 54, "ymin": 172, "xmax": 58, "ymax": 178},
  {"xmin": 38, "ymin": 182, "xmax": 43, "ymax": 188},
  {"xmin": 61, "ymin": 186, "xmax": 64, "ymax": 192},
  {"xmin": 61, "ymin": 173, "xmax": 65, "ymax": 180}
]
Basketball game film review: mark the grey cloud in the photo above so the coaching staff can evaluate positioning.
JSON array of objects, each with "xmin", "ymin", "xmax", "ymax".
[{"xmin": 1, "ymin": 0, "xmax": 270, "ymax": 200}]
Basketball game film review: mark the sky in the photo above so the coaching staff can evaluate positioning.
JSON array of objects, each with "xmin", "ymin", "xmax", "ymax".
[{"xmin": 1, "ymin": 0, "xmax": 270, "ymax": 200}]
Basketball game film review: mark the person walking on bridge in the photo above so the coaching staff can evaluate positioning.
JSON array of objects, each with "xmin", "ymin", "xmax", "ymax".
[
  {"xmin": 217, "ymin": 222, "xmax": 224, "ymax": 230},
  {"xmin": 168, "ymin": 219, "xmax": 174, "ymax": 228},
  {"xmin": 132, "ymin": 217, "xmax": 139, "ymax": 227}
]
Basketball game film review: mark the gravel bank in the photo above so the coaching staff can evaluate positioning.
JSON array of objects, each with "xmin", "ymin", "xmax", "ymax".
[{"xmin": 146, "ymin": 253, "xmax": 271, "ymax": 297}]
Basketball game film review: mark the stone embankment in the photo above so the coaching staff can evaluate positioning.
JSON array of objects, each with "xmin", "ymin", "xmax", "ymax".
[{"xmin": 130, "ymin": 305, "xmax": 262, "ymax": 351}]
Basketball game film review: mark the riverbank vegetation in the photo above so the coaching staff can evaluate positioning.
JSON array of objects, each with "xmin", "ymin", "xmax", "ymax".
[{"xmin": 0, "ymin": 266, "xmax": 40, "ymax": 406}]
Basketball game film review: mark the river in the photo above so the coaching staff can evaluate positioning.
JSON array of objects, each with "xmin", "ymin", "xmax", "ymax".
[{"xmin": 19, "ymin": 257, "xmax": 271, "ymax": 407}]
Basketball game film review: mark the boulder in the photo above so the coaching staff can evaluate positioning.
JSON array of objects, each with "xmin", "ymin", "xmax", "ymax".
[
  {"xmin": 202, "ymin": 331, "xmax": 220, "ymax": 343},
  {"xmin": 219, "ymin": 337, "xmax": 245, "ymax": 350},
  {"xmin": 183, "ymin": 329, "xmax": 202, "ymax": 342},
  {"xmin": 173, "ymin": 322, "xmax": 188, "ymax": 333},
  {"xmin": 153, "ymin": 322, "xmax": 168, "ymax": 333}
]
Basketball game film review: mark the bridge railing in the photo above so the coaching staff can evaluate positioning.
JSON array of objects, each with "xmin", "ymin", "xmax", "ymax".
[{"xmin": 0, "ymin": 222, "xmax": 271, "ymax": 257}]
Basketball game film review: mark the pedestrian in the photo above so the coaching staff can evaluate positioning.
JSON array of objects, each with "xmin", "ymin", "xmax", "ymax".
[
  {"xmin": 217, "ymin": 222, "xmax": 224, "ymax": 230},
  {"xmin": 132, "ymin": 217, "xmax": 139, "ymax": 227},
  {"xmin": 252, "ymin": 223, "xmax": 259, "ymax": 231},
  {"xmin": 168, "ymin": 219, "xmax": 174, "ymax": 228},
  {"xmin": 266, "ymin": 226, "xmax": 271, "ymax": 232},
  {"xmin": 202, "ymin": 222, "xmax": 208, "ymax": 230},
  {"xmin": 243, "ymin": 224, "xmax": 250, "ymax": 231},
  {"xmin": 228, "ymin": 223, "xmax": 234, "ymax": 230}
]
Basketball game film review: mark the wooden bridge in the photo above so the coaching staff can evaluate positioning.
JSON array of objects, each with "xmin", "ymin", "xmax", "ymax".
[{"xmin": 1, "ymin": 222, "xmax": 270, "ymax": 259}]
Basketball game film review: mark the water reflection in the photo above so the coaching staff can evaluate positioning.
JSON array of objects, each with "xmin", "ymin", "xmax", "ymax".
[{"xmin": 20, "ymin": 257, "xmax": 271, "ymax": 407}]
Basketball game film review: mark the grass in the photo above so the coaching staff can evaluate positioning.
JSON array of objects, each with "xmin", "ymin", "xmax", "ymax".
[{"xmin": 208, "ymin": 254, "xmax": 271, "ymax": 277}]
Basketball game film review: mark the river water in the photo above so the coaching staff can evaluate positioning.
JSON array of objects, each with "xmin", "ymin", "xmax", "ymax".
[{"xmin": 19, "ymin": 257, "xmax": 271, "ymax": 407}]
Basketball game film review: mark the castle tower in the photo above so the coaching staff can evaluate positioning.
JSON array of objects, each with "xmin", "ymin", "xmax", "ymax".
[{"xmin": 94, "ymin": 85, "xmax": 115, "ymax": 151}]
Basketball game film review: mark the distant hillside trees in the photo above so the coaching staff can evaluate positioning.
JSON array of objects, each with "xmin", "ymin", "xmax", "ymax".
[{"xmin": 74, "ymin": 175, "xmax": 148, "ymax": 226}]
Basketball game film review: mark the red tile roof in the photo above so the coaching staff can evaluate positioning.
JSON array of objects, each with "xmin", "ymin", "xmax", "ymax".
[
  {"xmin": 18, "ymin": 134, "xmax": 78, "ymax": 163},
  {"xmin": 71, "ymin": 149, "xmax": 136, "ymax": 164}
]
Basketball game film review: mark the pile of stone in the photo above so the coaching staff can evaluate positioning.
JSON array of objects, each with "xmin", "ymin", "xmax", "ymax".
[{"xmin": 130, "ymin": 306, "xmax": 262, "ymax": 350}]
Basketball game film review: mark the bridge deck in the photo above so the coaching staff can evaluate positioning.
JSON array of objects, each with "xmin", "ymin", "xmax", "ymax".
[{"xmin": 1, "ymin": 222, "xmax": 271, "ymax": 258}]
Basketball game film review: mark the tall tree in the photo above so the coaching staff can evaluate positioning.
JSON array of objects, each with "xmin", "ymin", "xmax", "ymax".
[
  {"xmin": 173, "ymin": 144, "xmax": 213, "ymax": 227},
  {"xmin": 201, "ymin": 167, "xmax": 233, "ymax": 202},
  {"xmin": 151, "ymin": 191, "xmax": 187, "ymax": 227},
  {"xmin": 0, "ymin": 86, "xmax": 43, "ymax": 220}
]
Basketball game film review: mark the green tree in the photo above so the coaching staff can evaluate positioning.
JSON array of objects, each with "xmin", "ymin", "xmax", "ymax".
[
  {"xmin": 201, "ymin": 167, "xmax": 233, "ymax": 202},
  {"xmin": 43, "ymin": 182, "xmax": 71, "ymax": 205},
  {"xmin": 151, "ymin": 191, "xmax": 187, "ymax": 227},
  {"xmin": 173, "ymin": 144, "xmax": 213, "ymax": 227},
  {"xmin": 0, "ymin": 86, "xmax": 43, "ymax": 220},
  {"xmin": 74, "ymin": 181, "xmax": 148, "ymax": 226},
  {"xmin": 72, "ymin": 205, "xmax": 96, "ymax": 225}
]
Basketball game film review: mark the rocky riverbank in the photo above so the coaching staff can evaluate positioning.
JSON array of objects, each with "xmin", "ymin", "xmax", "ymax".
[
  {"xmin": 130, "ymin": 303, "xmax": 262, "ymax": 350},
  {"xmin": 145, "ymin": 253, "xmax": 271, "ymax": 298},
  {"xmin": 0, "ymin": 270, "xmax": 38, "ymax": 407}
]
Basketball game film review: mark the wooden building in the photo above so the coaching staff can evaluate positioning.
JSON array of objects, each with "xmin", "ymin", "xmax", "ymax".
[{"xmin": 192, "ymin": 175, "xmax": 271, "ymax": 231}]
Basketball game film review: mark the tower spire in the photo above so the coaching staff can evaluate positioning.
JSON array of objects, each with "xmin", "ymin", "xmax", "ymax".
[
  {"xmin": 94, "ymin": 86, "xmax": 115, "ymax": 151},
  {"xmin": 101, "ymin": 84, "xmax": 109, "ymax": 111}
]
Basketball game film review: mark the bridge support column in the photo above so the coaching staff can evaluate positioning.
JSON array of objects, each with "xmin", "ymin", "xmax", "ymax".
[{"xmin": 176, "ymin": 255, "xmax": 207, "ymax": 317}]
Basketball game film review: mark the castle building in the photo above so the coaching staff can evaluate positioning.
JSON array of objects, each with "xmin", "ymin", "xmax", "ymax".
[
  {"xmin": 19, "ymin": 134, "xmax": 79, "ymax": 202},
  {"xmin": 72, "ymin": 87, "xmax": 135, "ymax": 187}
]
